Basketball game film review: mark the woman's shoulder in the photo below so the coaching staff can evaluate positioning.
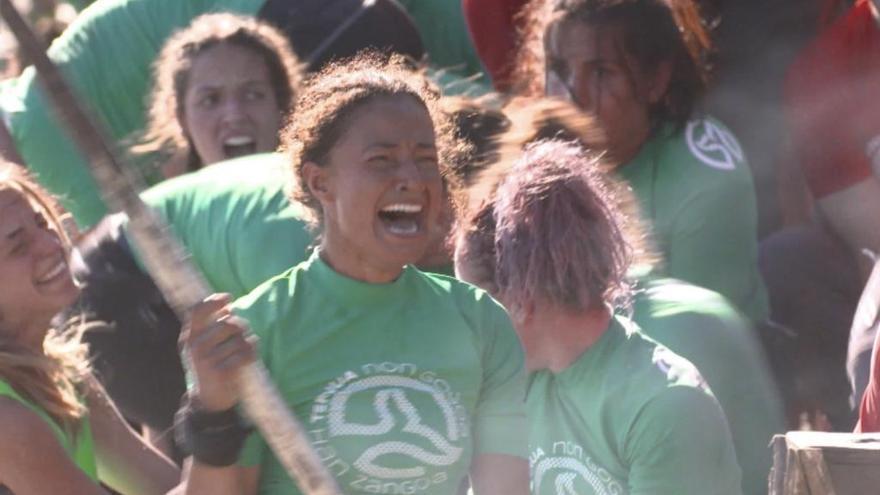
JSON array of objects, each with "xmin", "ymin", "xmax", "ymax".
[
  {"xmin": 0, "ymin": 393, "xmax": 68, "ymax": 458},
  {"xmin": 656, "ymin": 116, "xmax": 752, "ymax": 181},
  {"xmin": 413, "ymin": 269, "xmax": 507, "ymax": 313},
  {"xmin": 602, "ymin": 318, "xmax": 711, "ymax": 398},
  {"xmin": 411, "ymin": 269, "xmax": 516, "ymax": 336}
]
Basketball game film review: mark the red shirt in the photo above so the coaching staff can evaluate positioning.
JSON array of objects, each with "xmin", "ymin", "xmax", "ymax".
[
  {"xmin": 462, "ymin": 0, "xmax": 529, "ymax": 91},
  {"xmin": 857, "ymin": 324, "xmax": 880, "ymax": 432},
  {"xmin": 784, "ymin": 0, "xmax": 880, "ymax": 198}
]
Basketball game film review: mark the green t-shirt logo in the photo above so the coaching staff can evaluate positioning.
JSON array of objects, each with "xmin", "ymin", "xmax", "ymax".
[
  {"xmin": 530, "ymin": 442, "xmax": 626, "ymax": 495},
  {"xmin": 686, "ymin": 119, "xmax": 744, "ymax": 171},
  {"xmin": 310, "ymin": 361, "xmax": 468, "ymax": 494}
]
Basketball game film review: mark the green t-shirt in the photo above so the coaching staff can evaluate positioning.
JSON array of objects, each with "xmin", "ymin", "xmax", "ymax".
[
  {"xmin": 0, "ymin": 379, "xmax": 98, "ymax": 481},
  {"xmin": 397, "ymin": 0, "xmax": 489, "ymax": 92},
  {"xmin": 630, "ymin": 277, "xmax": 783, "ymax": 495},
  {"xmin": 0, "ymin": 0, "xmax": 263, "ymax": 228},
  {"xmin": 233, "ymin": 251, "xmax": 527, "ymax": 495},
  {"xmin": 618, "ymin": 117, "xmax": 768, "ymax": 322},
  {"xmin": 527, "ymin": 316, "xmax": 742, "ymax": 495},
  {"xmin": 137, "ymin": 153, "xmax": 313, "ymax": 298}
]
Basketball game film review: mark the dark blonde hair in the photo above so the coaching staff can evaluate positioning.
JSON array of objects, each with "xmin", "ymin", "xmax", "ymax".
[
  {"xmin": 516, "ymin": 0, "xmax": 711, "ymax": 129},
  {"xmin": 284, "ymin": 52, "xmax": 460, "ymax": 228},
  {"xmin": 0, "ymin": 163, "xmax": 89, "ymax": 432},
  {"xmin": 464, "ymin": 141, "xmax": 633, "ymax": 312},
  {"xmin": 137, "ymin": 13, "xmax": 302, "ymax": 169}
]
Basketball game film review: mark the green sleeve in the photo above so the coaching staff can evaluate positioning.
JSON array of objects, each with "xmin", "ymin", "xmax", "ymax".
[
  {"xmin": 624, "ymin": 386, "xmax": 742, "ymax": 495},
  {"xmin": 471, "ymin": 295, "xmax": 528, "ymax": 458},
  {"xmin": 665, "ymin": 179, "xmax": 768, "ymax": 322},
  {"xmin": 238, "ymin": 428, "xmax": 268, "ymax": 467},
  {"xmin": 4, "ymin": 0, "xmax": 263, "ymax": 228}
]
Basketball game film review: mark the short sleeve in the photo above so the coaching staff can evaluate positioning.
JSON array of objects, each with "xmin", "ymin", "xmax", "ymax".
[
  {"xmin": 471, "ymin": 295, "xmax": 528, "ymax": 458},
  {"xmin": 624, "ymin": 386, "xmax": 742, "ymax": 495}
]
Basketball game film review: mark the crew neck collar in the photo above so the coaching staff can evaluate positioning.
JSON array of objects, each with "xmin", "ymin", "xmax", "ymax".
[{"xmin": 307, "ymin": 249, "xmax": 415, "ymax": 305}]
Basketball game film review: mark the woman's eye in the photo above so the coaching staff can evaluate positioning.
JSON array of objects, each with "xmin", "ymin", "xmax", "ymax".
[
  {"xmin": 549, "ymin": 60, "xmax": 568, "ymax": 81},
  {"xmin": 198, "ymin": 93, "xmax": 219, "ymax": 108},
  {"xmin": 368, "ymin": 155, "xmax": 392, "ymax": 165},
  {"xmin": 9, "ymin": 242, "xmax": 26, "ymax": 256},
  {"xmin": 244, "ymin": 88, "xmax": 266, "ymax": 101},
  {"xmin": 592, "ymin": 65, "xmax": 611, "ymax": 79}
]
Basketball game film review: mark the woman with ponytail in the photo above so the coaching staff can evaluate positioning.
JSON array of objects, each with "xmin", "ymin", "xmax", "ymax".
[{"xmin": 0, "ymin": 163, "xmax": 179, "ymax": 494}]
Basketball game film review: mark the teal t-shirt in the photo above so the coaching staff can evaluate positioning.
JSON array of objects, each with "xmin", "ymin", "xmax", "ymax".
[
  {"xmin": 397, "ymin": 0, "xmax": 489, "ymax": 92},
  {"xmin": 527, "ymin": 316, "xmax": 742, "ymax": 495},
  {"xmin": 618, "ymin": 117, "xmax": 768, "ymax": 322},
  {"xmin": 233, "ymin": 251, "xmax": 527, "ymax": 495},
  {"xmin": 0, "ymin": 379, "xmax": 98, "ymax": 481},
  {"xmin": 0, "ymin": 0, "xmax": 264, "ymax": 228},
  {"xmin": 137, "ymin": 153, "xmax": 313, "ymax": 298},
  {"xmin": 630, "ymin": 277, "xmax": 783, "ymax": 495}
]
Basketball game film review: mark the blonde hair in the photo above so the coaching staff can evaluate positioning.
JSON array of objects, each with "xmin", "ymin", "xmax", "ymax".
[{"xmin": 0, "ymin": 163, "xmax": 90, "ymax": 432}]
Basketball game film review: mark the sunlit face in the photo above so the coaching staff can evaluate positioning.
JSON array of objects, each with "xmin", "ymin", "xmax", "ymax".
[
  {"xmin": 0, "ymin": 187, "xmax": 78, "ymax": 348},
  {"xmin": 545, "ymin": 20, "xmax": 668, "ymax": 164},
  {"xmin": 181, "ymin": 42, "xmax": 282, "ymax": 166},
  {"xmin": 309, "ymin": 95, "xmax": 443, "ymax": 276}
]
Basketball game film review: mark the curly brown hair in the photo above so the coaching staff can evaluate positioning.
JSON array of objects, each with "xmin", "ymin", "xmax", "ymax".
[
  {"xmin": 515, "ymin": 0, "xmax": 712, "ymax": 130},
  {"xmin": 136, "ymin": 13, "xmax": 302, "ymax": 170},
  {"xmin": 283, "ymin": 52, "xmax": 461, "ymax": 228}
]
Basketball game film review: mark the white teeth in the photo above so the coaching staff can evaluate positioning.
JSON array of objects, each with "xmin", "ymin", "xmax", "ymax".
[
  {"xmin": 224, "ymin": 136, "xmax": 254, "ymax": 146},
  {"xmin": 380, "ymin": 203, "xmax": 423, "ymax": 213},
  {"xmin": 37, "ymin": 261, "xmax": 67, "ymax": 284}
]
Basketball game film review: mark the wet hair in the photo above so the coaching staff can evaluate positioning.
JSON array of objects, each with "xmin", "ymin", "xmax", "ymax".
[
  {"xmin": 284, "ymin": 52, "xmax": 459, "ymax": 228},
  {"xmin": 137, "ymin": 13, "xmax": 302, "ymax": 170},
  {"xmin": 516, "ymin": 0, "xmax": 711, "ymax": 129},
  {"xmin": 462, "ymin": 140, "xmax": 633, "ymax": 312},
  {"xmin": 0, "ymin": 163, "xmax": 89, "ymax": 432}
]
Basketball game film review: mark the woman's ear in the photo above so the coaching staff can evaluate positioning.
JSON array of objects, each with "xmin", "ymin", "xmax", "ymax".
[
  {"xmin": 303, "ymin": 161, "xmax": 334, "ymax": 204},
  {"xmin": 646, "ymin": 59, "xmax": 674, "ymax": 105}
]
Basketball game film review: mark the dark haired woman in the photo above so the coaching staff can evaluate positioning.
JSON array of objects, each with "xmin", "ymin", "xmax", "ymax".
[
  {"xmin": 0, "ymin": 0, "xmax": 426, "ymax": 228},
  {"xmin": 455, "ymin": 140, "xmax": 741, "ymax": 494},
  {"xmin": 135, "ymin": 12, "xmax": 302, "ymax": 177},
  {"xmin": 517, "ymin": 0, "xmax": 768, "ymax": 323},
  {"xmin": 177, "ymin": 55, "xmax": 529, "ymax": 495}
]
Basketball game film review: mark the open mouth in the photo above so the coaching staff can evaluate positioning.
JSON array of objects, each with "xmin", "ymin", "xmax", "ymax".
[
  {"xmin": 377, "ymin": 203, "xmax": 424, "ymax": 237},
  {"xmin": 35, "ymin": 259, "xmax": 68, "ymax": 286},
  {"xmin": 222, "ymin": 135, "xmax": 257, "ymax": 159}
]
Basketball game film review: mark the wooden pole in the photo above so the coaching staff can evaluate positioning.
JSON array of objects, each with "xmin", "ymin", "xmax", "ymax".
[{"xmin": 0, "ymin": 2, "xmax": 340, "ymax": 493}]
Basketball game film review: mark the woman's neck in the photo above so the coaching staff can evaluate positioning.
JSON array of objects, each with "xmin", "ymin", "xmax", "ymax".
[
  {"xmin": 319, "ymin": 237, "xmax": 404, "ymax": 284},
  {"xmin": 522, "ymin": 304, "xmax": 611, "ymax": 373},
  {"xmin": 14, "ymin": 320, "xmax": 49, "ymax": 355}
]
